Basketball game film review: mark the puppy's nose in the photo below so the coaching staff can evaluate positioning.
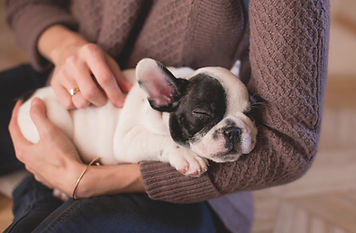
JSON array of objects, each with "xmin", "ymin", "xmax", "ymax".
[{"xmin": 224, "ymin": 127, "xmax": 241, "ymax": 145}]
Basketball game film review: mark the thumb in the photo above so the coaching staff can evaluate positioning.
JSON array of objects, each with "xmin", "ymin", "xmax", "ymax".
[{"xmin": 30, "ymin": 98, "xmax": 53, "ymax": 135}]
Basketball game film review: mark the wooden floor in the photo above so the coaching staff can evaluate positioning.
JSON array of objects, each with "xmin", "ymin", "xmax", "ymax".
[
  {"xmin": 0, "ymin": 198, "xmax": 12, "ymax": 231},
  {"xmin": 1, "ymin": 0, "xmax": 356, "ymax": 232},
  {"xmin": 253, "ymin": 147, "xmax": 356, "ymax": 233}
]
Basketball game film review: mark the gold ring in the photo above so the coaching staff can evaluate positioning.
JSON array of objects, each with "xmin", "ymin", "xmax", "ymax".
[{"xmin": 69, "ymin": 87, "xmax": 80, "ymax": 96}]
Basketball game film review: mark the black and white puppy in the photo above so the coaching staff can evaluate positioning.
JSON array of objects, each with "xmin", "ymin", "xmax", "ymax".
[{"xmin": 17, "ymin": 58, "xmax": 257, "ymax": 176}]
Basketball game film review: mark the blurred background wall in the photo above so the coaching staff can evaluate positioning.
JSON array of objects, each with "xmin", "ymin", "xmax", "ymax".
[
  {"xmin": 0, "ymin": 2, "xmax": 28, "ymax": 70},
  {"xmin": 328, "ymin": 0, "xmax": 356, "ymax": 77},
  {"xmin": 1, "ymin": 0, "xmax": 356, "ymax": 232}
]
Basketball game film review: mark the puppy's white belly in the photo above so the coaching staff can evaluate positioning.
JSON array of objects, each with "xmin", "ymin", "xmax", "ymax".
[
  {"xmin": 17, "ymin": 87, "xmax": 122, "ymax": 165},
  {"xmin": 18, "ymin": 88, "xmax": 73, "ymax": 144},
  {"xmin": 71, "ymin": 103, "xmax": 121, "ymax": 164}
]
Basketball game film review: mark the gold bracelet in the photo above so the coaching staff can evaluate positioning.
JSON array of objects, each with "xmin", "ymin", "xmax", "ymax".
[{"xmin": 72, "ymin": 157, "xmax": 101, "ymax": 200}]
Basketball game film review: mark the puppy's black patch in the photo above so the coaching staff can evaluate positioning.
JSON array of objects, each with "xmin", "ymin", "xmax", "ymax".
[
  {"xmin": 169, "ymin": 74, "xmax": 226, "ymax": 145},
  {"xmin": 243, "ymin": 95, "xmax": 264, "ymax": 127},
  {"xmin": 212, "ymin": 130, "xmax": 219, "ymax": 140}
]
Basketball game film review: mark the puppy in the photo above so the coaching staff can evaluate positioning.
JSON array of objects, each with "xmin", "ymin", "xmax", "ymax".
[{"xmin": 17, "ymin": 58, "xmax": 258, "ymax": 177}]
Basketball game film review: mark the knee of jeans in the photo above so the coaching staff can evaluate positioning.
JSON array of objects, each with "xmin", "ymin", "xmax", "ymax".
[{"xmin": 32, "ymin": 195, "xmax": 217, "ymax": 233}]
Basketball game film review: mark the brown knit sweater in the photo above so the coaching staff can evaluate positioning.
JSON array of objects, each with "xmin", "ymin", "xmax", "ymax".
[{"xmin": 5, "ymin": 0, "xmax": 329, "ymax": 204}]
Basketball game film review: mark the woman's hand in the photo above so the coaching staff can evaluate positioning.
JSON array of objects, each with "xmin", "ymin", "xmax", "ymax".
[
  {"xmin": 8, "ymin": 98, "xmax": 85, "ymax": 196},
  {"xmin": 9, "ymin": 98, "xmax": 145, "ymax": 198},
  {"xmin": 38, "ymin": 25, "xmax": 132, "ymax": 109}
]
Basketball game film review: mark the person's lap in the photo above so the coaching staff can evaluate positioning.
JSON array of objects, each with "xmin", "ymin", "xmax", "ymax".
[
  {"xmin": 4, "ymin": 175, "xmax": 63, "ymax": 233},
  {"xmin": 5, "ymin": 175, "xmax": 217, "ymax": 233}
]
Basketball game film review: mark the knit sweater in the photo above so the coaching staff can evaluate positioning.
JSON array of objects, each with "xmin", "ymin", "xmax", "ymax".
[{"xmin": 6, "ymin": 0, "xmax": 329, "ymax": 213}]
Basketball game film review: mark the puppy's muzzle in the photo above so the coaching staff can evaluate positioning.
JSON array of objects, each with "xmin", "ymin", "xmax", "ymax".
[{"xmin": 223, "ymin": 126, "xmax": 242, "ymax": 152}]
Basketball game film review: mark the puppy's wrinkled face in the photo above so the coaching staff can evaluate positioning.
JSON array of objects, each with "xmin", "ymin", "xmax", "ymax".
[
  {"xmin": 168, "ymin": 74, "xmax": 226, "ymax": 146},
  {"xmin": 136, "ymin": 58, "xmax": 258, "ymax": 163},
  {"xmin": 171, "ymin": 67, "xmax": 258, "ymax": 162}
]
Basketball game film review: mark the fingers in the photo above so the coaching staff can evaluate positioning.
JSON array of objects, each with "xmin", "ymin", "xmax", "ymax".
[
  {"xmin": 29, "ymin": 98, "xmax": 47, "ymax": 123},
  {"xmin": 51, "ymin": 43, "xmax": 129, "ymax": 109},
  {"xmin": 51, "ymin": 67, "xmax": 75, "ymax": 109},
  {"xmin": 85, "ymin": 48, "xmax": 126, "ymax": 107},
  {"xmin": 73, "ymin": 65, "xmax": 107, "ymax": 107},
  {"xmin": 72, "ymin": 92, "xmax": 91, "ymax": 109},
  {"xmin": 52, "ymin": 62, "xmax": 101, "ymax": 109},
  {"xmin": 106, "ymin": 55, "xmax": 132, "ymax": 93},
  {"xmin": 29, "ymin": 98, "xmax": 50, "ymax": 131},
  {"xmin": 52, "ymin": 84, "xmax": 75, "ymax": 109},
  {"xmin": 29, "ymin": 98, "xmax": 58, "ymax": 137}
]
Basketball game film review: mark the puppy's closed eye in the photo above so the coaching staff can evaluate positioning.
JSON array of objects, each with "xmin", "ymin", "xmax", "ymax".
[{"xmin": 192, "ymin": 108, "xmax": 212, "ymax": 119}]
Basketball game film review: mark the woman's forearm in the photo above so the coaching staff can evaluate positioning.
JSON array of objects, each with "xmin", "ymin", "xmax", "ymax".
[
  {"xmin": 74, "ymin": 163, "xmax": 145, "ymax": 198},
  {"xmin": 37, "ymin": 24, "xmax": 87, "ymax": 65}
]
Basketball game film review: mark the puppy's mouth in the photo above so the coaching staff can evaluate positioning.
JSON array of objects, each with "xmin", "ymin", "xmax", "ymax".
[
  {"xmin": 210, "ymin": 146, "xmax": 241, "ymax": 163},
  {"xmin": 224, "ymin": 141, "xmax": 240, "ymax": 154}
]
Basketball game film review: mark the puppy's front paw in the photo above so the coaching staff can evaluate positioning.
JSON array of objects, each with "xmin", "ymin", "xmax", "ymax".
[{"xmin": 167, "ymin": 146, "xmax": 208, "ymax": 177}]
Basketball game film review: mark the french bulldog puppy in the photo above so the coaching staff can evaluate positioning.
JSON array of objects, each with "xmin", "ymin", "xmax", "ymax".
[{"xmin": 17, "ymin": 58, "xmax": 258, "ymax": 177}]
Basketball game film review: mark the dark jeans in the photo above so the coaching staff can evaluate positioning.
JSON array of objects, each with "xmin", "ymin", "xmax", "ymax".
[
  {"xmin": 0, "ymin": 65, "xmax": 224, "ymax": 233},
  {"xmin": 4, "ymin": 175, "xmax": 217, "ymax": 233}
]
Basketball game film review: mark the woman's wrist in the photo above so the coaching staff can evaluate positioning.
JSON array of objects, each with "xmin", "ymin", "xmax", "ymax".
[
  {"xmin": 37, "ymin": 24, "xmax": 88, "ymax": 66},
  {"xmin": 74, "ymin": 163, "xmax": 145, "ymax": 199},
  {"xmin": 63, "ymin": 157, "xmax": 87, "ymax": 196}
]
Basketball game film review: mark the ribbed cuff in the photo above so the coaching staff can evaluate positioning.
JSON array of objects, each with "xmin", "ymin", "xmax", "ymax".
[
  {"xmin": 11, "ymin": 5, "xmax": 77, "ymax": 71},
  {"xmin": 140, "ymin": 161, "xmax": 220, "ymax": 204}
]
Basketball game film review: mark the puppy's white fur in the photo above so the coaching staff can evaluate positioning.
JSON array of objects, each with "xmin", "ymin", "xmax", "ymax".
[{"xmin": 17, "ymin": 61, "xmax": 208, "ymax": 174}]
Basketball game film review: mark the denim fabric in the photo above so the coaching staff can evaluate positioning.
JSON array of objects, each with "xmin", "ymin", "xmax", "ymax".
[
  {"xmin": 4, "ymin": 175, "xmax": 63, "ymax": 233},
  {"xmin": 5, "ymin": 176, "xmax": 217, "ymax": 233}
]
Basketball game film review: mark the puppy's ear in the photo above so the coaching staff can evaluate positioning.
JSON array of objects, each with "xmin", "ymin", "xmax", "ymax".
[{"xmin": 136, "ymin": 58, "xmax": 188, "ymax": 112}]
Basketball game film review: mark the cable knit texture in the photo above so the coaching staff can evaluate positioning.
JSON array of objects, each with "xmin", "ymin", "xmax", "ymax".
[{"xmin": 5, "ymin": 0, "xmax": 329, "ymax": 204}]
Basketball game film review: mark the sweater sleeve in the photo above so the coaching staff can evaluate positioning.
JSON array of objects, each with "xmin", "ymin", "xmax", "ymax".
[
  {"xmin": 140, "ymin": 0, "xmax": 330, "ymax": 204},
  {"xmin": 5, "ymin": 0, "xmax": 77, "ymax": 71}
]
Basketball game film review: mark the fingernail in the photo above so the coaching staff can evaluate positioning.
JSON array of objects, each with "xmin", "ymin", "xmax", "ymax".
[
  {"xmin": 31, "ymin": 98, "xmax": 40, "ymax": 107},
  {"xmin": 115, "ymin": 96, "xmax": 126, "ymax": 108},
  {"xmin": 124, "ymin": 82, "xmax": 133, "ymax": 93},
  {"xmin": 115, "ymin": 101, "xmax": 124, "ymax": 108},
  {"xmin": 99, "ymin": 98, "xmax": 108, "ymax": 107}
]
